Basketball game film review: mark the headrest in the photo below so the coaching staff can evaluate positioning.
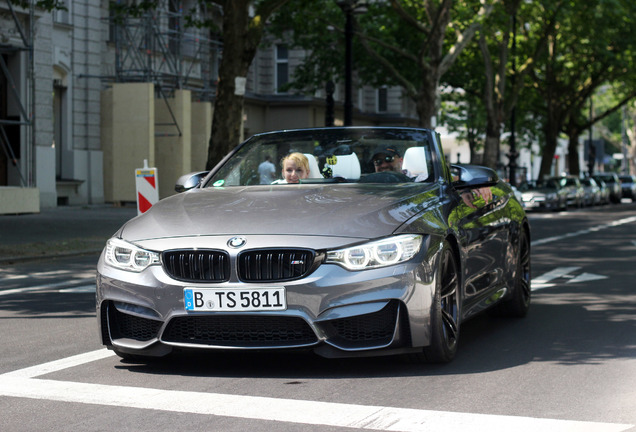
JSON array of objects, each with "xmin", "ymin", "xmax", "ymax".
[
  {"xmin": 325, "ymin": 153, "xmax": 361, "ymax": 180},
  {"xmin": 402, "ymin": 147, "xmax": 429, "ymax": 180},
  {"xmin": 303, "ymin": 153, "xmax": 323, "ymax": 178}
]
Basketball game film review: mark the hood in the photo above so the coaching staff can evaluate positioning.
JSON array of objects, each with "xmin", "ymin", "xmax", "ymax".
[{"xmin": 120, "ymin": 183, "xmax": 439, "ymax": 242}]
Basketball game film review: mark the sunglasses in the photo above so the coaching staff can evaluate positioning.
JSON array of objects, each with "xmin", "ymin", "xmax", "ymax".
[{"xmin": 373, "ymin": 155, "xmax": 395, "ymax": 166}]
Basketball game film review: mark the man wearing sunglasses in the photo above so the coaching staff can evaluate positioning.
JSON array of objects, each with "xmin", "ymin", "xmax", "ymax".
[{"xmin": 371, "ymin": 146, "xmax": 404, "ymax": 173}]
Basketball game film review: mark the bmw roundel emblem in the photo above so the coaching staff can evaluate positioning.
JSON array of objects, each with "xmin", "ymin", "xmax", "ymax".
[{"xmin": 227, "ymin": 236, "xmax": 247, "ymax": 248}]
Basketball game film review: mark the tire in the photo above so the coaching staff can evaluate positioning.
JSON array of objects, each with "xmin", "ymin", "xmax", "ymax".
[
  {"xmin": 493, "ymin": 229, "xmax": 531, "ymax": 318},
  {"xmin": 408, "ymin": 243, "xmax": 460, "ymax": 363}
]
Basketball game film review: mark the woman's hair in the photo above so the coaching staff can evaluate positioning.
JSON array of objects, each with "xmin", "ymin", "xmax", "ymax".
[{"xmin": 281, "ymin": 152, "xmax": 310, "ymax": 172}]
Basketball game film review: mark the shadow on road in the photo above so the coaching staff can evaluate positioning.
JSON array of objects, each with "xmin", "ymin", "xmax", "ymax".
[
  {"xmin": 0, "ymin": 291, "xmax": 95, "ymax": 319},
  {"xmin": 111, "ymin": 283, "xmax": 635, "ymax": 378}
]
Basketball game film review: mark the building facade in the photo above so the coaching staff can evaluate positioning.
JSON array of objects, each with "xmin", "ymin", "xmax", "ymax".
[{"xmin": 1, "ymin": 0, "xmax": 484, "ymax": 214}]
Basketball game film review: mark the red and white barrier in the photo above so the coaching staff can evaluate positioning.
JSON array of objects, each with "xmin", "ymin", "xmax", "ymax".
[{"xmin": 135, "ymin": 160, "xmax": 159, "ymax": 215}]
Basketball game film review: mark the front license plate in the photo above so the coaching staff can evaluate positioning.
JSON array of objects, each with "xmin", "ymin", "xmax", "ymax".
[{"xmin": 184, "ymin": 288, "xmax": 286, "ymax": 311}]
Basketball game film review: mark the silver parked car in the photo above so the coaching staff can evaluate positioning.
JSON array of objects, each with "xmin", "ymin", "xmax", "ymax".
[
  {"xmin": 554, "ymin": 176, "xmax": 584, "ymax": 208},
  {"xmin": 579, "ymin": 177, "xmax": 601, "ymax": 206},
  {"xmin": 593, "ymin": 173, "xmax": 622, "ymax": 203},
  {"xmin": 518, "ymin": 179, "xmax": 568, "ymax": 211},
  {"xmin": 97, "ymin": 127, "xmax": 531, "ymax": 363},
  {"xmin": 592, "ymin": 177, "xmax": 611, "ymax": 205}
]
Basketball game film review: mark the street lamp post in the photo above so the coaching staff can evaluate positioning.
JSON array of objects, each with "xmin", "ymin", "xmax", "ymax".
[
  {"xmin": 337, "ymin": 0, "xmax": 366, "ymax": 126},
  {"xmin": 325, "ymin": 80, "xmax": 335, "ymax": 127},
  {"xmin": 508, "ymin": 12, "xmax": 518, "ymax": 186},
  {"xmin": 344, "ymin": 6, "xmax": 354, "ymax": 125}
]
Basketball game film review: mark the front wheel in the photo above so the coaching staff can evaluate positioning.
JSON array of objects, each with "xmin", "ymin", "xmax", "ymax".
[{"xmin": 408, "ymin": 243, "xmax": 460, "ymax": 363}]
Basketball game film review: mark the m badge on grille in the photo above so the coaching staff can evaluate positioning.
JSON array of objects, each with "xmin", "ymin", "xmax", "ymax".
[{"xmin": 227, "ymin": 236, "xmax": 247, "ymax": 248}]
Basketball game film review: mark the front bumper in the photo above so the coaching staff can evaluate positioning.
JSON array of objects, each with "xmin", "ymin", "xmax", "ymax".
[{"xmin": 96, "ymin": 245, "xmax": 438, "ymax": 358}]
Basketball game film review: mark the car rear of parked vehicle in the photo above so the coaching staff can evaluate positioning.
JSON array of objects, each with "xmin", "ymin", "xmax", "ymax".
[
  {"xmin": 593, "ymin": 173, "xmax": 622, "ymax": 203},
  {"xmin": 618, "ymin": 175, "xmax": 636, "ymax": 201}
]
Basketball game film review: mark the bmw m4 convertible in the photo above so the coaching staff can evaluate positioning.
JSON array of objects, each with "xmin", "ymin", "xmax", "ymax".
[{"xmin": 97, "ymin": 127, "xmax": 531, "ymax": 363}]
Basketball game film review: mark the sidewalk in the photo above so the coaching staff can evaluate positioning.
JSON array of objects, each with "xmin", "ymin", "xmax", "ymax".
[{"xmin": 0, "ymin": 205, "xmax": 138, "ymax": 263}]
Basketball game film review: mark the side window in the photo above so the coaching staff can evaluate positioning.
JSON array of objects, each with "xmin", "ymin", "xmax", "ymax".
[
  {"xmin": 377, "ymin": 87, "xmax": 387, "ymax": 113},
  {"xmin": 275, "ymin": 45, "xmax": 289, "ymax": 93}
]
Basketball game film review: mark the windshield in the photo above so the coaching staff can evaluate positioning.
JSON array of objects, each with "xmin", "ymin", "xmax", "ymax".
[
  {"xmin": 204, "ymin": 128, "xmax": 436, "ymax": 187},
  {"xmin": 595, "ymin": 174, "xmax": 616, "ymax": 184}
]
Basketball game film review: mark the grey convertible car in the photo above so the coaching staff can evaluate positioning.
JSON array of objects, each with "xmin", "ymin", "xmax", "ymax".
[{"xmin": 97, "ymin": 127, "xmax": 531, "ymax": 363}]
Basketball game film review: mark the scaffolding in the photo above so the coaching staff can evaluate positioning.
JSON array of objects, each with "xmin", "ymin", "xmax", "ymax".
[
  {"xmin": 0, "ymin": 0, "xmax": 34, "ymax": 187},
  {"xmin": 103, "ymin": 0, "xmax": 220, "ymax": 136}
]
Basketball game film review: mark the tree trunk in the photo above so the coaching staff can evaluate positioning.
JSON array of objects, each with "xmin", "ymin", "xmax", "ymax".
[
  {"xmin": 205, "ymin": 0, "xmax": 289, "ymax": 170},
  {"xmin": 478, "ymin": 27, "xmax": 505, "ymax": 172},
  {"xmin": 207, "ymin": 82, "xmax": 245, "ymax": 170},
  {"xmin": 539, "ymin": 119, "xmax": 560, "ymax": 180},
  {"xmin": 482, "ymin": 119, "xmax": 501, "ymax": 170},
  {"xmin": 206, "ymin": 0, "xmax": 252, "ymax": 170},
  {"xmin": 414, "ymin": 75, "xmax": 438, "ymax": 129}
]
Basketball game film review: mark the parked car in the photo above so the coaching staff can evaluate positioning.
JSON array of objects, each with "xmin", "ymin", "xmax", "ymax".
[
  {"xmin": 593, "ymin": 173, "xmax": 622, "ymax": 203},
  {"xmin": 554, "ymin": 176, "xmax": 584, "ymax": 208},
  {"xmin": 518, "ymin": 179, "xmax": 568, "ymax": 211},
  {"xmin": 593, "ymin": 178, "xmax": 611, "ymax": 205},
  {"xmin": 96, "ymin": 127, "xmax": 531, "ymax": 364},
  {"xmin": 618, "ymin": 174, "xmax": 636, "ymax": 201},
  {"xmin": 579, "ymin": 177, "xmax": 601, "ymax": 206}
]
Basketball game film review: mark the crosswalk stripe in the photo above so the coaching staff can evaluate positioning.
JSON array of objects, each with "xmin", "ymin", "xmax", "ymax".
[
  {"xmin": 532, "ymin": 215, "xmax": 636, "ymax": 246},
  {"xmin": 0, "ymin": 350, "xmax": 632, "ymax": 432},
  {"xmin": 0, "ymin": 376, "xmax": 631, "ymax": 432}
]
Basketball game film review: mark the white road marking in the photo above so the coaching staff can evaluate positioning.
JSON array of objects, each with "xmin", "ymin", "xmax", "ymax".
[
  {"xmin": 531, "ymin": 282, "xmax": 556, "ymax": 290},
  {"xmin": 532, "ymin": 267, "xmax": 581, "ymax": 284},
  {"xmin": 531, "ymin": 267, "xmax": 580, "ymax": 291},
  {"xmin": 57, "ymin": 285, "xmax": 96, "ymax": 293},
  {"xmin": 532, "ymin": 215, "xmax": 636, "ymax": 246},
  {"xmin": 567, "ymin": 272, "xmax": 608, "ymax": 284},
  {"xmin": 2, "ymin": 349, "xmax": 116, "ymax": 379},
  {"xmin": 1, "ymin": 270, "xmax": 95, "ymax": 282},
  {"xmin": 0, "ymin": 376, "xmax": 631, "ymax": 432},
  {"xmin": 0, "ymin": 350, "xmax": 632, "ymax": 432},
  {"xmin": 531, "ymin": 267, "xmax": 609, "ymax": 290},
  {"xmin": 0, "ymin": 279, "xmax": 95, "ymax": 296},
  {"xmin": 2, "ymin": 274, "xmax": 28, "ymax": 281}
]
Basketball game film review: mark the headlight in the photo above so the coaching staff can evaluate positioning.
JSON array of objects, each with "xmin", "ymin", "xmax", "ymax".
[
  {"xmin": 325, "ymin": 234, "xmax": 423, "ymax": 270},
  {"xmin": 104, "ymin": 238, "xmax": 160, "ymax": 272},
  {"xmin": 546, "ymin": 193, "xmax": 556, "ymax": 200}
]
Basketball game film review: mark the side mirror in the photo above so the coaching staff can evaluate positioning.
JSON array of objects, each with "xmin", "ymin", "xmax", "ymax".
[
  {"xmin": 451, "ymin": 164, "xmax": 499, "ymax": 189},
  {"xmin": 175, "ymin": 171, "xmax": 209, "ymax": 193}
]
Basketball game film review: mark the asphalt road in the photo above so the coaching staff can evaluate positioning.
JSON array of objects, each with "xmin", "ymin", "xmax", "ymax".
[{"xmin": 1, "ymin": 203, "xmax": 635, "ymax": 432}]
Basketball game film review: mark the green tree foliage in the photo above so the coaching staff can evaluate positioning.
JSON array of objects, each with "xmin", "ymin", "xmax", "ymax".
[
  {"xmin": 439, "ymin": 88, "xmax": 486, "ymax": 164},
  {"xmin": 442, "ymin": 0, "xmax": 562, "ymax": 171},
  {"xmin": 591, "ymin": 89, "xmax": 636, "ymax": 173},
  {"xmin": 530, "ymin": 0, "xmax": 636, "ymax": 179},
  {"xmin": 271, "ymin": 0, "xmax": 499, "ymax": 128}
]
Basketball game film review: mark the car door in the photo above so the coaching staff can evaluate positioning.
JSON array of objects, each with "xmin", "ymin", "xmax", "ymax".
[{"xmin": 452, "ymin": 182, "xmax": 511, "ymax": 317}]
